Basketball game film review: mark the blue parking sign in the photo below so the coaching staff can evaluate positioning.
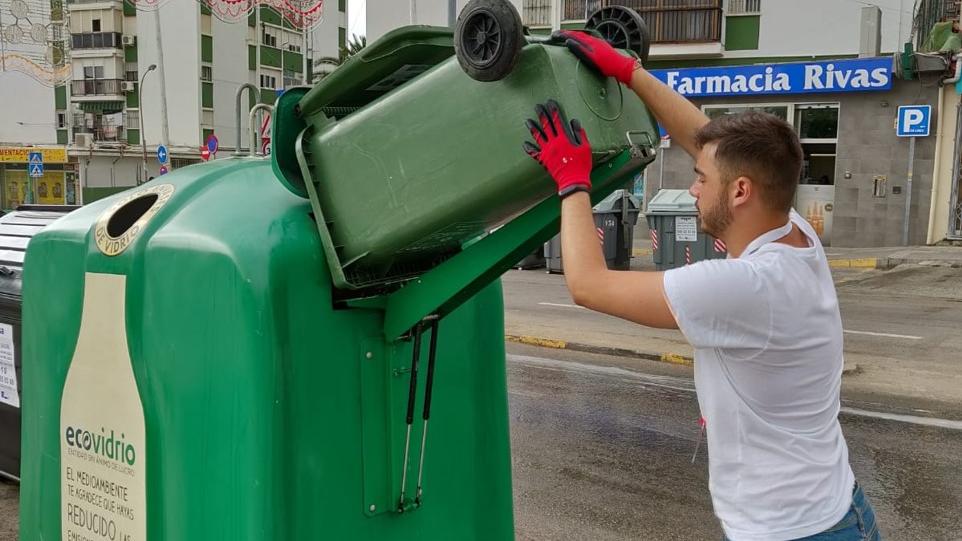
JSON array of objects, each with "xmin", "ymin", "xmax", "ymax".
[{"xmin": 896, "ymin": 105, "xmax": 931, "ymax": 137}]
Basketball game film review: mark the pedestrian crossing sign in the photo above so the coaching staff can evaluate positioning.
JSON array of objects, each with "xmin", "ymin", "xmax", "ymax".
[
  {"xmin": 28, "ymin": 152, "xmax": 42, "ymax": 165},
  {"xmin": 29, "ymin": 163, "xmax": 44, "ymax": 177}
]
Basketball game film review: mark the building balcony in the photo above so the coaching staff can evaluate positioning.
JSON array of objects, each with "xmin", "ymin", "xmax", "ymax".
[
  {"xmin": 70, "ymin": 32, "xmax": 123, "ymax": 50},
  {"xmin": 523, "ymin": 0, "xmax": 552, "ymax": 27},
  {"xmin": 71, "ymin": 78, "xmax": 126, "ymax": 97},
  {"xmin": 66, "ymin": 0, "xmax": 124, "ymax": 9},
  {"xmin": 524, "ymin": 0, "xmax": 722, "ymax": 45},
  {"xmin": 73, "ymin": 126, "xmax": 126, "ymax": 144}
]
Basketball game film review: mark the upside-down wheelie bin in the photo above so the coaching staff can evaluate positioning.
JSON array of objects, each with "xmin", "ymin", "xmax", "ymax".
[{"xmin": 18, "ymin": 1, "xmax": 658, "ymax": 539}]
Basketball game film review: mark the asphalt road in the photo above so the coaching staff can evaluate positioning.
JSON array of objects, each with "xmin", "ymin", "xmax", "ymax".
[
  {"xmin": 4, "ymin": 343, "xmax": 960, "ymax": 540},
  {"xmin": 508, "ymin": 343, "xmax": 962, "ymax": 541},
  {"xmin": 502, "ymin": 264, "xmax": 962, "ymax": 414}
]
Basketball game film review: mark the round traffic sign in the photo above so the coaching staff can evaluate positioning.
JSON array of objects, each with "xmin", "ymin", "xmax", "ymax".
[
  {"xmin": 159, "ymin": 165, "xmax": 169, "ymax": 175},
  {"xmin": 200, "ymin": 148, "xmax": 211, "ymax": 161},
  {"xmin": 206, "ymin": 134, "xmax": 219, "ymax": 154}
]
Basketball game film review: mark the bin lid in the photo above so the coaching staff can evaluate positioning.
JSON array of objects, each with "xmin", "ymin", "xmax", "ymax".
[
  {"xmin": 0, "ymin": 208, "xmax": 74, "ymax": 269},
  {"xmin": 593, "ymin": 189, "xmax": 641, "ymax": 213},
  {"xmin": 645, "ymin": 189, "xmax": 697, "ymax": 214}
]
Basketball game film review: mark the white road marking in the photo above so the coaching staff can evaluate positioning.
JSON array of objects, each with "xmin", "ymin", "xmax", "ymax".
[
  {"xmin": 840, "ymin": 407, "xmax": 962, "ymax": 431},
  {"xmin": 537, "ymin": 302, "xmax": 585, "ymax": 309},
  {"xmin": 843, "ymin": 329, "xmax": 922, "ymax": 340},
  {"xmin": 537, "ymin": 306, "xmax": 923, "ymax": 341},
  {"xmin": 508, "ymin": 354, "xmax": 962, "ymax": 431}
]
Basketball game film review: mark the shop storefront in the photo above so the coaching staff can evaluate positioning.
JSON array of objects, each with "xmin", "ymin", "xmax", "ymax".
[
  {"xmin": 0, "ymin": 147, "xmax": 77, "ymax": 211},
  {"xmin": 648, "ymin": 57, "xmax": 939, "ymax": 247}
]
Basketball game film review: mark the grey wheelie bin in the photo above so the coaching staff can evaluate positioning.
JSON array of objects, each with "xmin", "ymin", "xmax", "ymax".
[
  {"xmin": 544, "ymin": 189, "xmax": 641, "ymax": 273},
  {"xmin": 645, "ymin": 189, "xmax": 727, "ymax": 271}
]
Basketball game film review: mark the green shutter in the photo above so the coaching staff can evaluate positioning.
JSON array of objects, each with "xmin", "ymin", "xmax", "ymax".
[
  {"xmin": 55, "ymin": 85, "xmax": 67, "ymax": 109},
  {"xmin": 283, "ymin": 50, "xmax": 303, "ymax": 74},
  {"xmin": 248, "ymin": 12, "xmax": 255, "ymax": 27},
  {"xmin": 724, "ymin": 15, "xmax": 760, "ymax": 51},
  {"xmin": 338, "ymin": 0, "xmax": 345, "ymax": 12},
  {"xmin": 57, "ymin": 129, "xmax": 68, "ymax": 145},
  {"xmin": 201, "ymin": 2, "xmax": 211, "ymax": 15},
  {"xmin": 202, "ymin": 82, "xmax": 214, "ymax": 108},
  {"xmin": 338, "ymin": 27, "xmax": 346, "ymax": 50},
  {"xmin": 126, "ymin": 86, "xmax": 139, "ymax": 108},
  {"xmin": 201, "ymin": 35, "xmax": 213, "ymax": 63},
  {"xmin": 248, "ymin": 44, "xmax": 256, "ymax": 70},
  {"xmin": 125, "ymin": 45, "xmax": 137, "ymax": 62},
  {"xmin": 202, "ymin": 128, "xmax": 214, "ymax": 142},
  {"xmin": 259, "ymin": 88, "xmax": 276, "ymax": 105},
  {"xmin": 126, "ymin": 128, "xmax": 140, "ymax": 145},
  {"xmin": 83, "ymin": 186, "xmax": 129, "ymax": 203},
  {"xmin": 260, "ymin": 46, "xmax": 281, "ymax": 68},
  {"xmin": 260, "ymin": 6, "xmax": 281, "ymax": 26},
  {"xmin": 123, "ymin": 1, "xmax": 135, "ymax": 16}
]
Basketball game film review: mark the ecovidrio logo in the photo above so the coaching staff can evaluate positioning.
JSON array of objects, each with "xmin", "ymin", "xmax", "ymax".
[{"xmin": 64, "ymin": 425, "xmax": 137, "ymax": 466}]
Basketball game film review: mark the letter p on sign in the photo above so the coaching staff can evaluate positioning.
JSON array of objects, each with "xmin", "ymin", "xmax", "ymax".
[{"xmin": 897, "ymin": 105, "xmax": 931, "ymax": 137}]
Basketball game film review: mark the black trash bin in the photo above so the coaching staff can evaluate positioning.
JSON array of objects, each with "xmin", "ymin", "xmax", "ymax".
[
  {"xmin": 0, "ymin": 205, "xmax": 77, "ymax": 481},
  {"xmin": 544, "ymin": 190, "xmax": 641, "ymax": 273}
]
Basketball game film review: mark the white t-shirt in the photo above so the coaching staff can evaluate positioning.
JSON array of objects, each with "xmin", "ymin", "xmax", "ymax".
[{"xmin": 663, "ymin": 210, "xmax": 854, "ymax": 541}]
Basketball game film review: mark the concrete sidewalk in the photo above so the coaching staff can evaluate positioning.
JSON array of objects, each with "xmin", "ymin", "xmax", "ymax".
[{"xmin": 631, "ymin": 223, "xmax": 962, "ymax": 269}]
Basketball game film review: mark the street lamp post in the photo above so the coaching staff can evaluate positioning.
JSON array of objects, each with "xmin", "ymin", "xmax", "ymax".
[{"xmin": 139, "ymin": 64, "xmax": 157, "ymax": 184}]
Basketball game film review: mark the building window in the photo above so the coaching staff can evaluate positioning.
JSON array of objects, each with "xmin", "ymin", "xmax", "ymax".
[
  {"xmin": 83, "ymin": 65, "xmax": 105, "ymax": 79},
  {"xmin": 727, "ymin": 0, "xmax": 761, "ymax": 15},
  {"xmin": 125, "ymin": 110, "xmax": 140, "ymax": 130},
  {"xmin": 283, "ymin": 70, "xmax": 301, "ymax": 87},
  {"xmin": 56, "ymin": 111, "xmax": 67, "ymax": 129},
  {"xmin": 262, "ymin": 26, "xmax": 278, "ymax": 48},
  {"xmin": 704, "ymin": 104, "xmax": 788, "ymax": 121},
  {"xmin": 171, "ymin": 158, "xmax": 197, "ymax": 169},
  {"xmin": 260, "ymin": 73, "xmax": 277, "ymax": 88},
  {"xmin": 126, "ymin": 62, "xmax": 138, "ymax": 81},
  {"xmin": 92, "ymin": 19, "xmax": 101, "ymax": 32},
  {"xmin": 201, "ymin": 65, "xmax": 213, "ymax": 82},
  {"xmin": 283, "ymin": 32, "xmax": 302, "ymax": 53}
]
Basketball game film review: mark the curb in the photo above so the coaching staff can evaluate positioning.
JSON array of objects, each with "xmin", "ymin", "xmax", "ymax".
[
  {"xmin": 827, "ymin": 257, "xmax": 879, "ymax": 269},
  {"xmin": 635, "ymin": 249, "xmax": 880, "ymax": 270},
  {"xmin": 506, "ymin": 334, "xmax": 860, "ymax": 375},
  {"xmin": 506, "ymin": 334, "xmax": 693, "ymax": 367}
]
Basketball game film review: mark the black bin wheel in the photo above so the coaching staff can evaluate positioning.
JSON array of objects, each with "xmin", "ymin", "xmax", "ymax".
[
  {"xmin": 585, "ymin": 6, "xmax": 650, "ymax": 64},
  {"xmin": 455, "ymin": 0, "xmax": 524, "ymax": 82}
]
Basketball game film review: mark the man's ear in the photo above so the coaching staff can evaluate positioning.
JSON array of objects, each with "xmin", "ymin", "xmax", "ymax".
[{"xmin": 732, "ymin": 176, "xmax": 752, "ymax": 208}]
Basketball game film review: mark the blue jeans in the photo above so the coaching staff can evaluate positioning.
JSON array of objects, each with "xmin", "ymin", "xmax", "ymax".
[{"xmin": 725, "ymin": 481, "xmax": 882, "ymax": 540}]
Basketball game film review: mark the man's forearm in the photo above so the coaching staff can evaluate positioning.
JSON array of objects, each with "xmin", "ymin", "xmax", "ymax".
[
  {"xmin": 560, "ymin": 192, "xmax": 608, "ymax": 303},
  {"xmin": 627, "ymin": 68, "xmax": 709, "ymax": 158}
]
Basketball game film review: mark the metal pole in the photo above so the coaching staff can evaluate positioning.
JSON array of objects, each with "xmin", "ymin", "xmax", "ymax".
[
  {"xmin": 152, "ymin": 9, "xmax": 171, "ymax": 166},
  {"xmin": 139, "ymin": 65, "xmax": 156, "ymax": 183},
  {"xmin": 234, "ymin": 83, "xmax": 258, "ymax": 156},
  {"xmin": 249, "ymin": 103, "xmax": 273, "ymax": 156},
  {"xmin": 948, "ymin": 102, "xmax": 962, "ymax": 238},
  {"xmin": 903, "ymin": 136, "xmax": 916, "ymax": 245},
  {"xmin": 256, "ymin": 9, "xmax": 261, "ymax": 94},
  {"xmin": 658, "ymin": 149, "xmax": 665, "ymax": 190}
]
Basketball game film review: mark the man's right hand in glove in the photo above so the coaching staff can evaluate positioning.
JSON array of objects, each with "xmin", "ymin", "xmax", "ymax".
[{"xmin": 552, "ymin": 30, "xmax": 639, "ymax": 85}]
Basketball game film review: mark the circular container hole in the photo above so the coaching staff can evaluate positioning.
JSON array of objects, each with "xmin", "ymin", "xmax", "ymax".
[{"xmin": 107, "ymin": 193, "xmax": 158, "ymax": 238}]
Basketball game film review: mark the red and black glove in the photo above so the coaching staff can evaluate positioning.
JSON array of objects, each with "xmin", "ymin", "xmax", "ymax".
[
  {"xmin": 552, "ymin": 30, "xmax": 638, "ymax": 85},
  {"xmin": 523, "ymin": 100, "xmax": 592, "ymax": 198}
]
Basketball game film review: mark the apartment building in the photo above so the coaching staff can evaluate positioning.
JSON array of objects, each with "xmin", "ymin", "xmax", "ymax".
[{"xmin": 0, "ymin": 0, "xmax": 346, "ymax": 208}]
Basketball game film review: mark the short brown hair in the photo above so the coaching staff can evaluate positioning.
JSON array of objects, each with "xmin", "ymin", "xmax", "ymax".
[{"xmin": 694, "ymin": 112, "xmax": 803, "ymax": 213}]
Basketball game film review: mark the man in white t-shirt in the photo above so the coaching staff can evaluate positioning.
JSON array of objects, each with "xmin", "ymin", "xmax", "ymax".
[{"xmin": 521, "ymin": 31, "xmax": 882, "ymax": 540}]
